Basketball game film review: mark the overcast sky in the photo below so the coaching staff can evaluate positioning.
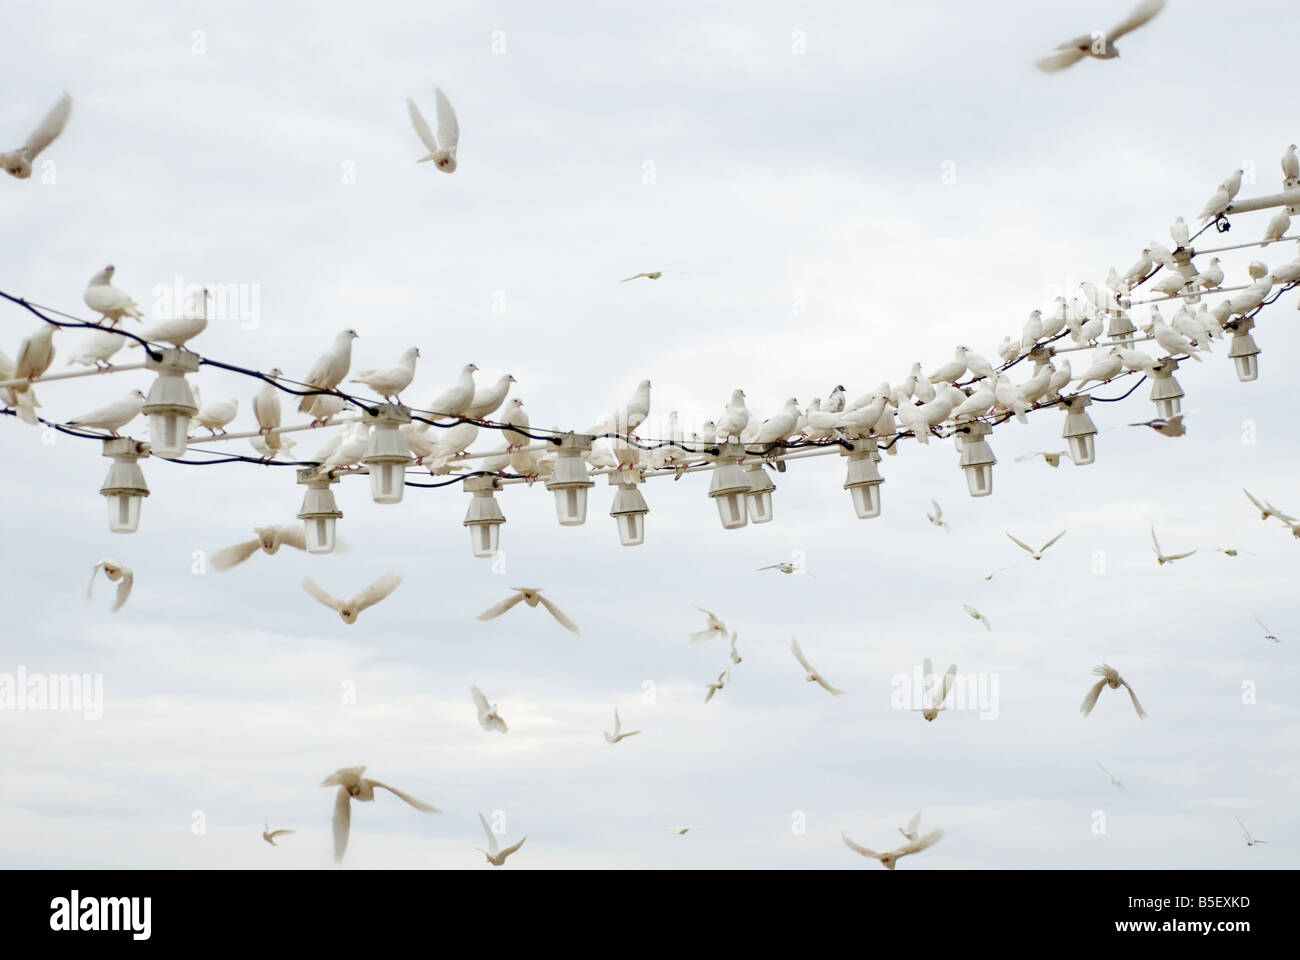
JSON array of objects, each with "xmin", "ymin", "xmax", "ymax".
[{"xmin": 2, "ymin": 0, "xmax": 1297, "ymax": 869}]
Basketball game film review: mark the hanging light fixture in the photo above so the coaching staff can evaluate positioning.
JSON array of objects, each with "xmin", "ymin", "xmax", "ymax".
[
  {"xmin": 1148, "ymin": 359, "xmax": 1184, "ymax": 419},
  {"xmin": 744, "ymin": 462, "xmax": 776, "ymax": 524},
  {"xmin": 1106, "ymin": 310, "xmax": 1137, "ymax": 349},
  {"xmin": 463, "ymin": 475, "xmax": 506, "ymax": 558},
  {"xmin": 707, "ymin": 442, "xmax": 750, "ymax": 530},
  {"xmin": 958, "ymin": 421, "xmax": 996, "ymax": 497},
  {"xmin": 362, "ymin": 404, "xmax": 413, "ymax": 504},
  {"xmin": 1227, "ymin": 317, "xmax": 1260, "ymax": 382},
  {"xmin": 1059, "ymin": 394, "xmax": 1098, "ymax": 466},
  {"xmin": 608, "ymin": 469, "xmax": 649, "ymax": 546},
  {"xmin": 841, "ymin": 442, "xmax": 884, "ymax": 518},
  {"xmin": 296, "ymin": 468, "xmax": 343, "ymax": 554},
  {"xmin": 99, "ymin": 438, "xmax": 149, "ymax": 534},
  {"xmin": 545, "ymin": 434, "xmax": 595, "ymax": 526},
  {"xmin": 142, "ymin": 348, "xmax": 199, "ymax": 458}
]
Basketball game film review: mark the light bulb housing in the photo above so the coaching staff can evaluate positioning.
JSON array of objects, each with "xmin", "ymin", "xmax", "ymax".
[
  {"xmin": 1227, "ymin": 318, "xmax": 1260, "ymax": 383},
  {"xmin": 609, "ymin": 470, "xmax": 649, "ymax": 546},
  {"xmin": 545, "ymin": 436, "xmax": 595, "ymax": 526},
  {"xmin": 1107, "ymin": 311, "xmax": 1137, "ymax": 349},
  {"xmin": 463, "ymin": 475, "xmax": 506, "ymax": 559},
  {"xmin": 958, "ymin": 421, "xmax": 996, "ymax": 497},
  {"xmin": 707, "ymin": 442, "xmax": 750, "ymax": 530},
  {"xmin": 296, "ymin": 468, "xmax": 343, "ymax": 554},
  {"xmin": 1148, "ymin": 359, "xmax": 1184, "ymax": 420},
  {"xmin": 362, "ymin": 404, "xmax": 413, "ymax": 504},
  {"xmin": 1060, "ymin": 394, "xmax": 1098, "ymax": 466},
  {"xmin": 99, "ymin": 438, "xmax": 149, "ymax": 534},
  {"xmin": 142, "ymin": 348, "xmax": 200, "ymax": 458},
  {"xmin": 842, "ymin": 443, "xmax": 884, "ymax": 519},
  {"xmin": 744, "ymin": 463, "xmax": 776, "ymax": 524}
]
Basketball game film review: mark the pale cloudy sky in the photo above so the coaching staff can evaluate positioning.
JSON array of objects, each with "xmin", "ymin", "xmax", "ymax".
[{"xmin": 1, "ymin": 0, "xmax": 1297, "ymax": 869}]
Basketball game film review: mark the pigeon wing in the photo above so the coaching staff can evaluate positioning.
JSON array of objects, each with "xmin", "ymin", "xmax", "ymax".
[
  {"xmin": 332, "ymin": 787, "xmax": 351, "ymax": 863},
  {"xmin": 537, "ymin": 593, "xmax": 580, "ymax": 634},
  {"xmin": 478, "ymin": 812, "xmax": 499, "ymax": 855},
  {"xmin": 842, "ymin": 833, "xmax": 879, "ymax": 858},
  {"xmin": 301, "ymin": 577, "xmax": 342, "ymax": 612},
  {"xmin": 406, "ymin": 98, "xmax": 439, "ymax": 154},
  {"xmin": 1080, "ymin": 678, "xmax": 1107, "ymax": 717},
  {"xmin": 112, "ymin": 567, "xmax": 133, "ymax": 612},
  {"xmin": 367, "ymin": 779, "xmax": 438, "ymax": 813},
  {"xmin": 352, "ymin": 573, "xmax": 403, "ymax": 613},
  {"xmin": 477, "ymin": 592, "xmax": 526, "ymax": 621},
  {"xmin": 434, "ymin": 88, "xmax": 459, "ymax": 153},
  {"xmin": 211, "ymin": 537, "xmax": 262, "ymax": 570},
  {"xmin": 24, "ymin": 92, "xmax": 72, "ymax": 159},
  {"xmin": 275, "ymin": 525, "xmax": 308, "ymax": 552},
  {"xmin": 1005, "ymin": 532, "xmax": 1035, "ymax": 555},
  {"xmin": 1109, "ymin": 0, "xmax": 1166, "ymax": 41}
]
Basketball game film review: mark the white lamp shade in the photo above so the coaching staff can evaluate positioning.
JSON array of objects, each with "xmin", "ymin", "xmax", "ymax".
[
  {"xmin": 106, "ymin": 493, "xmax": 142, "ymax": 534},
  {"xmin": 715, "ymin": 492, "xmax": 748, "ymax": 529},
  {"xmin": 546, "ymin": 450, "xmax": 594, "ymax": 526},
  {"xmin": 147, "ymin": 411, "xmax": 191, "ymax": 458},
  {"xmin": 369, "ymin": 462, "xmax": 406, "ymax": 504},
  {"xmin": 305, "ymin": 516, "xmax": 337, "ymax": 554},
  {"xmin": 1154, "ymin": 396, "xmax": 1181, "ymax": 419},
  {"xmin": 708, "ymin": 459, "xmax": 751, "ymax": 530},
  {"xmin": 553, "ymin": 486, "xmax": 589, "ymax": 526},
  {"xmin": 958, "ymin": 429, "xmax": 996, "ymax": 498},
  {"xmin": 610, "ymin": 485, "xmax": 649, "ymax": 546},
  {"xmin": 744, "ymin": 465, "xmax": 775, "ymax": 524},
  {"xmin": 964, "ymin": 462, "xmax": 994, "ymax": 497},
  {"xmin": 1068, "ymin": 433, "xmax": 1096, "ymax": 466},
  {"xmin": 1233, "ymin": 354, "xmax": 1259, "ymax": 382},
  {"xmin": 464, "ymin": 483, "xmax": 506, "ymax": 558},
  {"xmin": 849, "ymin": 482, "xmax": 881, "ymax": 519},
  {"xmin": 615, "ymin": 511, "xmax": 645, "ymax": 546},
  {"xmin": 469, "ymin": 522, "xmax": 500, "ymax": 559}
]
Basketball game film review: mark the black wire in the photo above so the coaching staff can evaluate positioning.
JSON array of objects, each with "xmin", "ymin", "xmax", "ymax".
[
  {"xmin": 0, "ymin": 292, "xmax": 165, "ymax": 360},
  {"xmin": 1091, "ymin": 374, "xmax": 1148, "ymax": 403}
]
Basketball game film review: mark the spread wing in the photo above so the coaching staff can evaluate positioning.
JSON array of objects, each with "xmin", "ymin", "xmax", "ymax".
[
  {"xmin": 817, "ymin": 675, "xmax": 845, "ymax": 696},
  {"xmin": 1014, "ymin": 451, "xmax": 1040, "ymax": 462},
  {"xmin": 301, "ymin": 577, "xmax": 341, "ymax": 612},
  {"xmin": 332, "ymin": 787, "xmax": 351, "ymax": 863},
  {"xmin": 86, "ymin": 560, "xmax": 104, "ymax": 598},
  {"xmin": 275, "ymin": 524, "xmax": 307, "ymax": 551},
  {"xmin": 905, "ymin": 811, "xmax": 922, "ymax": 836},
  {"xmin": 1150, "ymin": 527, "xmax": 1162, "ymax": 556},
  {"xmin": 537, "ymin": 593, "xmax": 580, "ymax": 634},
  {"xmin": 842, "ymin": 833, "xmax": 879, "ymax": 859},
  {"xmin": 790, "ymin": 638, "xmax": 816, "ymax": 674},
  {"xmin": 498, "ymin": 836, "xmax": 526, "ymax": 859},
  {"xmin": 940, "ymin": 664, "xmax": 957, "ymax": 705},
  {"xmin": 1165, "ymin": 549, "xmax": 1196, "ymax": 561},
  {"xmin": 266, "ymin": 829, "xmax": 295, "ymax": 840},
  {"xmin": 1109, "ymin": 0, "xmax": 1165, "ymax": 41},
  {"xmin": 406, "ymin": 98, "xmax": 439, "ymax": 154},
  {"xmin": 112, "ymin": 567, "xmax": 133, "ymax": 612},
  {"xmin": 1005, "ymin": 532, "xmax": 1035, "ymax": 555},
  {"xmin": 478, "ymin": 812, "xmax": 499, "ymax": 855},
  {"xmin": 1122, "ymin": 682, "xmax": 1148, "ymax": 719},
  {"xmin": 352, "ymin": 573, "xmax": 403, "ymax": 613},
  {"xmin": 1040, "ymin": 530, "xmax": 1067, "ymax": 552},
  {"xmin": 24, "ymin": 92, "xmax": 72, "ymax": 159},
  {"xmin": 930, "ymin": 499, "xmax": 942, "ymax": 520},
  {"xmin": 897, "ymin": 828, "xmax": 943, "ymax": 857},
  {"xmin": 477, "ymin": 592, "xmax": 526, "ymax": 621},
  {"xmin": 211, "ymin": 537, "xmax": 262, "ymax": 570},
  {"xmin": 1036, "ymin": 47, "xmax": 1087, "ymax": 72},
  {"xmin": 1080, "ymin": 678, "xmax": 1107, "ymax": 717},
  {"xmin": 367, "ymin": 779, "xmax": 438, "ymax": 813},
  {"xmin": 434, "ymin": 87, "xmax": 459, "ymax": 153},
  {"xmin": 470, "ymin": 685, "xmax": 491, "ymax": 715}
]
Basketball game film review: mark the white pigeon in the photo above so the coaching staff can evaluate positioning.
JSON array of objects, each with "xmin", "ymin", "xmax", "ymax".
[
  {"xmin": 134, "ymin": 309, "xmax": 208, "ymax": 349},
  {"xmin": 1282, "ymin": 144, "xmax": 1300, "ymax": 185},
  {"xmin": 1005, "ymin": 530, "xmax": 1067, "ymax": 560},
  {"xmin": 1105, "ymin": 268, "xmax": 1130, "ymax": 296},
  {"xmin": 758, "ymin": 561, "xmax": 812, "ymax": 576},
  {"xmin": 715, "ymin": 389, "xmax": 750, "ymax": 442},
  {"xmin": 1040, "ymin": 298, "xmax": 1070, "ymax": 339},
  {"xmin": 318, "ymin": 422, "xmax": 369, "ymax": 471},
  {"xmin": 1018, "ymin": 365, "xmax": 1053, "ymax": 403},
  {"xmin": 1118, "ymin": 347, "xmax": 1157, "ymax": 372},
  {"xmin": 1152, "ymin": 316, "xmax": 1201, "ymax": 361},
  {"xmin": 1035, "ymin": 0, "xmax": 1165, "ymax": 71},
  {"xmin": 2, "ymin": 92, "xmax": 72, "ymax": 179},
  {"xmin": 916, "ymin": 658, "xmax": 958, "ymax": 722},
  {"xmin": 963, "ymin": 349, "xmax": 994, "ymax": 380},
  {"xmin": 1236, "ymin": 817, "xmax": 1270, "ymax": 847},
  {"xmin": 350, "ymin": 347, "xmax": 420, "ymax": 403},
  {"xmin": 927, "ymin": 347, "xmax": 969, "ymax": 384},
  {"xmin": 1015, "ymin": 449, "xmax": 1066, "ymax": 468},
  {"xmin": 1073, "ymin": 348, "xmax": 1124, "ymax": 389},
  {"xmin": 1080, "ymin": 664, "xmax": 1146, "ymax": 719},
  {"xmin": 604, "ymin": 707, "xmax": 641, "ymax": 744},
  {"xmin": 1096, "ymin": 762, "xmax": 1128, "ymax": 792},
  {"xmin": 1170, "ymin": 216, "xmax": 1190, "ymax": 248},
  {"xmin": 407, "ymin": 88, "xmax": 459, "ymax": 172},
  {"xmin": 748, "ymin": 398, "xmax": 800, "ymax": 449},
  {"xmin": 13, "ymin": 323, "xmax": 58, "ymax": 387},
  {"xmin": 926, "ymin": 499, "xmax": 949, "ymax": 531},
  {"xmin": 704, "ymin": 668, "xmax": 728, "ymax": 703},
  {"xmin": 898, "ymin": 392, "xmax": 953, "ymax": 445},
  {"xmin": 843, "ymin": 829, "xmax": 943, "ymax": 870},
  {"xmin": 1260, "ymin": 211, "xmax": 1290, "ymax": 247},
  {"xmin": 951, "ymin": 384, "xmax": 994, "ymax": 421},
  {"xmin": 463, "ymin": 374, "xmax": 516, "ymax": 420},
  {"xmin": 1150, "ymin": 526, "xmax": 1195, "ymax": 565},
  {"xmin": 475, "ymin": 813, "xmax": 526, "ymax": 866},
  {"xmin": 790, "ymin": 638, "xmax": 844, "ymax": 696},
  {"xmin": 1254, "ymin": 616, "xmax": 1279, "ymax": 643},
  {"xmin": 1198, "ymin": 176, "xmax": 1237, "ymax": 222},
  {"xmin": 1197, "ymin": 258, "xmax": 1224, "ymax": 288},
  {"xmin": 253, "ymin": 369, "xmax": 284, "ymax": 434},
  {"xmin": 262, "ymin": 822, "xmax": 295, "ymax": 846},
  {"xmin": 322, "ymin": 766, "xmax": 437, "ymax": 864},
  {"xmin": 601, "ymin": 379, "xmax": 651, "ymax": 437},
  {"xmin": 689, "ymin": 607, "xmax": 729, "ymax": 643},
  {"xmin": 498, "ymin": 397, "xmax": 531, "ymax": 448},
  {"xmin": 1222, "ymin": 168, "xmax": 1245, "ymax": 200},
  {"xmin": 620, "ymin": 271, "xmax": 663, "ymax": 282},
  {"xmin": 1022, "ymin": 310, "xmax": 1044, "ymax": 349},
  {"xmin": 1146, "ymin": 241, "xmax": 1175, "ymax": 268},
  {"xmin": 0, "ymin": 348, "xmax": 39, "ymax": 423},
  {"xmin": 193, "ymin": 394, "xmax": 238, "ymax": 436},
  {"xmin": 211, "ymin": 525, "xmax": 307, "ymax": 570},
  {"xmin": 1242, "ymin": 489, "xmax": 1295, "ymax": 525},
  {"xmin": 990, "ymin": 372, "xmax": 1030, "ymax": 423},
  {"xmin": 1150, "ymin": 271, "xmax": 1188, "ymax": 297},
  {"xmin": 471, "ymin": 685, "xmax": 508, "ymax": 733},
  {"xmin": 301, "ymin": 573, "xmax": 404, "ymax": 624},
  {"xmin": 477, "ymin": 588, "xmax": 580, "ymax": 634},
  {"xmin": 83, "ymin": 266, "xmax": 144, "ymax": 325},
  {"xmin": 86, "ymin": 559, "xmax": 133, "ymax": 612},
  {"xmin": 66, "ymin": 328, "xmax": 129, "ymax": 368},
  {"xmin": 427, "ymin": 363, "xmax": 479, "ymax": 418},
  {"xmin": 250, "ymin": 432, "xmax": 295, "ymax": 460},
  {"xmin": 297, "ymin": 330, "xmax": 359, "ymax": 413},
  {"xmin": 1047, "ymin": 360, "xmax": 1073, "ymax": 397},
  {"xmin": 1128, "ymin": 411, "xmax": 1194, "ymax": 437},
  {"xmin": 66, "ymin": 389, "xmax": 146, "ymax": 436},
  {"xmin": 962, "ymin": 603, "xmax": 991, "ymax": 631}
]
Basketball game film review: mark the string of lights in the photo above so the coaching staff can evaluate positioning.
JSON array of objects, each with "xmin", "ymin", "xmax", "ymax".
[{"xmin": 3, "ymin": 180, "xmax": 1298, "ymax": 557}]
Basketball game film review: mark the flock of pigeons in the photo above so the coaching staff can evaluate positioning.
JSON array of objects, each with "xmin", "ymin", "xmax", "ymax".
[{"xmin": 7, "ymin": 3, "xmax": 1296, "ymax": 867}]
